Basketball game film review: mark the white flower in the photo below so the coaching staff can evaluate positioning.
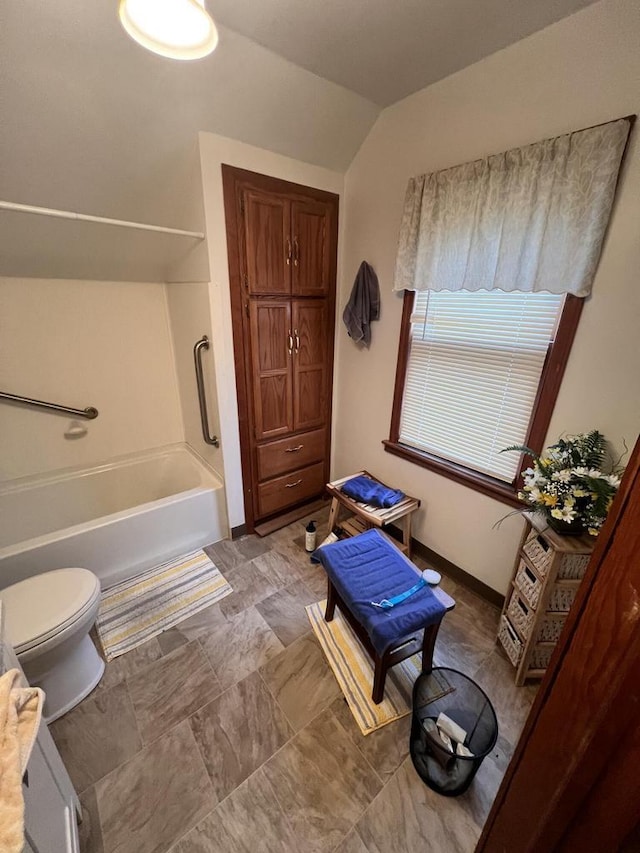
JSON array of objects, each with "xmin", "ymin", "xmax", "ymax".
[
  {"xmin": 605, "ymin": 474, "xmax": 621, "ymax": 487},
  {"xmin": 560, "ymin": 506, "xmax": 578, "ymax": 522},
  {"xmin": 552, "ymin": 469, "xmax": 573, "ymax": 483},
  {"xmin": 528, "ymin": 487, "xmax": 542, "ymax": 502},
  {"xmin": 572, "ymin": 467, "xmax": 589, "ymax": 476},
  {"xmin": 550, "ymin": 508, "xmax": 564, "ymax": 519}
]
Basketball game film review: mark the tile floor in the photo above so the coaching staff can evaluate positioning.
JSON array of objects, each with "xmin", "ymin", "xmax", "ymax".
[{"xmin": 51, "ymin": 507, "xmax": 537, "ymax": 853}]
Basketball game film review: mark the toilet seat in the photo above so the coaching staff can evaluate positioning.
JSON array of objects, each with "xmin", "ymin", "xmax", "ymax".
[{"xmin": 1, "ymin": 568, "xmax": 101, "ymax": 654}]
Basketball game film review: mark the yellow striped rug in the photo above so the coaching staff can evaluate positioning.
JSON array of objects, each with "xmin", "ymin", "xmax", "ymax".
[
  {"xmin": 306, "ymin": 600, "xmax": 421, "ymax": 736},
  {"xmin": 96, "ymin": 549, "xmax": 232, "ymax": 661}
]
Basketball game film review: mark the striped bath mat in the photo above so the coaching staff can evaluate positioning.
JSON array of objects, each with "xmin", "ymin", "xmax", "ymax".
[
  {"xmin": 96, "ymin": 549, "xmax": 232, "ymax": 661},
  {"xmin": 306, "ymin": 600, "xmax": 420, "ymax": 736}
]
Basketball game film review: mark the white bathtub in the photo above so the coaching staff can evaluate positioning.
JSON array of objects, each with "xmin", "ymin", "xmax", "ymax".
[{"xmin": 0, "ymin": 445, "xmax": 228, "ymax": 590}]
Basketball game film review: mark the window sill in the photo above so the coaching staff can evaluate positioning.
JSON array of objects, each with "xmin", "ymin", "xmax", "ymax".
[{"xmin": 382, "ymin": 440, "xmax": 524, "ymax": 508}]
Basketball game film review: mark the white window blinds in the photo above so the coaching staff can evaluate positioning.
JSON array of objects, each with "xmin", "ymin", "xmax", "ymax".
[{"xmin": 399, "ymin": 291, "xmax": 564, "ymax": 482}]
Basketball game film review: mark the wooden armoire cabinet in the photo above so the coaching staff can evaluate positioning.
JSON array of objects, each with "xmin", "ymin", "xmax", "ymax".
[{"xmin": 222, "ymin": 166, "xmax": 338, "ymax": 532}]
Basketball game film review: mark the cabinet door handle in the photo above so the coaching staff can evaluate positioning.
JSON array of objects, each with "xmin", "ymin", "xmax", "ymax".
[
  {"xmin": 287, "ymin": 331, "xmax": 294, "ymax": 355},
  {"xmin": 294, "ymin": 329, "xmax": 300, "ymax": 352},
  {"xmin": 284, "ymin": 444, "xmax": 304, "ymax": 453},
  {"xmin": 285, "ymin": 479, "xmax": 303, "ymax": 488},
  {"xmin": 293, "ymin": 237, "xmax": 299, "ymax": 267},
  {"xmin": 286, "ymin": 238, "xmax": 292, "ymax": 266}
]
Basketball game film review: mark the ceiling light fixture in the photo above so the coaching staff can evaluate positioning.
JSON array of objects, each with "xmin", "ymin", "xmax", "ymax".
[{"xmin": 118, "ymin": 0, "xmax": 218, "ymax": 61}]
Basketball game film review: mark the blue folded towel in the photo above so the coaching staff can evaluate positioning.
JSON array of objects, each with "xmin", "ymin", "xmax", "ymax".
[
  {"xmin": 341, "ymin": 476, "xmax": 404, "ymax": 509},
  {"xmin": 315, "ymin": 529, "xmax": 447, "ymax": 655}
]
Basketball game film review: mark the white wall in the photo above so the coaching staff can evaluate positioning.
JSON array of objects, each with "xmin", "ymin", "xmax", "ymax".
[
  {"xmin": 198, "ymin": 132, "xmax": 345, "ymax": 529},
  {"xmin": 334, "ymin": 0, "xmax": 640, "ymax": 593},
  {"xmin": 166, "ymin": 281, "xmax": 223, "ymax": 480},
  {"xmin": 0, "ymin": 277, "xmax": 184, "ymax": 481}
]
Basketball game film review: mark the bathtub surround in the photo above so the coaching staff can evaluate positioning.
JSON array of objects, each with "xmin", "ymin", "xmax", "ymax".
[
  {"xmin": 0, "ymin": 278, "xmax": 182, "ymax": 482},
  {"xmin": 333, "ymin": 0, "xmax": 640, "ymax": 596},
  {"xmin": 0, "ymin": 446, "xmax": 226, "ymax": 590},
  {"xmin": 166, "ymin": 281, "xmax": 222, "ymax": 475}
]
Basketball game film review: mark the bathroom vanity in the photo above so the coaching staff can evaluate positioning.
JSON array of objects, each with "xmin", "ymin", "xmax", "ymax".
[{"xmin": 0, "ymin": 604, "xmax": 80, "ymax": 853}]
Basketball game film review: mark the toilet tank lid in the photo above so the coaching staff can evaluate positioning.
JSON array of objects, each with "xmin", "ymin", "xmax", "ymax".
[{"xmin": 1, "ymin": 568, "xmax": 100, "ymax": 651}]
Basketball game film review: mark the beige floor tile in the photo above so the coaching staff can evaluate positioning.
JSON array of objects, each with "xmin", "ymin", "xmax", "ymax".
[
  {"xmin": 127, "ymin": 641, "xmax": 222, "ymax": 743},
  {"xmin": 457, "ymin": 751, "xmax": 505, "ymax": 830},
  {"xmin": 334, "ymin": 831, "xmax": 371, "ymax": 853},
  {"xmin": 57, "ymin": 518, "xmax": 534, "ymax": 851},
  {"xmin": 330, "ymin": 697, "xmax": 411, "ymax": 783},
  {"xmin": 203, "ymin": 539, "xmax": 252, "ymax": 573},
  {"xmin": 255, "ymin": 580, "xmax": 318, "ymax": 647},
  {"xmin": 277, "ymin": 554, "xmax": 329, "ymax": 600},
  {"xmin": 96, "ymin": 720, "xmax": 215, "ymax": 853},
  {"xmin": 433, "ymin": 610, "xmax": 496, "ymax": 675},
  {"xmin": 189, "ymin": 671, "xmax": 292, "ymax": 803},
  {"xmin": 219, "ymin": 560, "xmax": 283, "ymax": 617},
  {"xmin": 356, "ymin": 758, "xmax": 480, "ymax": 853},
  {"xmin": 91, "ymin": 637, "xmax": 163, "ymax": 698},
  {"xmin": 199, "ymin": 606, "xmax": 284, "ymax": 690},
  {"xmin": 262, "ymin": 707, "xmax": 382, "ymax": 852},
  {"xmin": 50, "ymin": 681, "xmax": 141, "ymax": 793},
  {"xmin": 170, "ymin": 767, "xmax": 299, "ymax": 853},
  {"xmin": 164, "ymin": 602, "xmax": 229, "ymax": 643},
  {"xmin": 473, "ymin": 650, "xmax": 537, "ymax": 745},
  {"xmin": 251, "ymin": 548, "xmax": 307, "ymax": 586},
  {"xmin": 260, "ymin": 633, "xmax": 341, "ymax": 731},
  {"xmin": 78, "ymin": 785, "xmax": 104, "ymax": 853}
]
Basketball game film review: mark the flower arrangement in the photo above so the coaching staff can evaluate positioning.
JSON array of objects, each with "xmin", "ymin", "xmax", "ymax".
[{"xmin": 503, "ymin": 431, "xmax": 622, "ymax": 536}]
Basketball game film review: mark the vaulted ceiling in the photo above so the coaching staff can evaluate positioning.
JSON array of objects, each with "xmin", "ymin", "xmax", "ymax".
[
  {"xmin": 0, "ymin": 0, "xmax": 598, "ymax": 262},
  {"xmin": 211, "ymin": 0, "xmax": 598, "ymax": 106}
]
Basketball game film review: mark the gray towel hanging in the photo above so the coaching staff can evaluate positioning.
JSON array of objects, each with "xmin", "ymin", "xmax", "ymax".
[{"xmin": 342, "ymin": 261, "xmax": 380, "ymax": 347}]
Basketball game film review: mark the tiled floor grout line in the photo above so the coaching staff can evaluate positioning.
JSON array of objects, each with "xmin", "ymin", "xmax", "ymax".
[
  {"xmin": 61, "ymin": 518, "xmax": 526, "ymax": 853},
  {"xmin": 159, "ymin": 723, "xmax": 220, "ymax": 853}
]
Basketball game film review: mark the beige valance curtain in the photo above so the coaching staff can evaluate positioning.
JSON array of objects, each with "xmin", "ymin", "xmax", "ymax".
[{"xmin": 393, "ymin": 118, "xmax": 631, "ymax": 296}]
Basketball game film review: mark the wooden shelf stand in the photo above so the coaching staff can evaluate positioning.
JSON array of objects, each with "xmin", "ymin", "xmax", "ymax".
[{"xmin": 498, "ymin": 512, "xmax": 594, "ymax": 685}]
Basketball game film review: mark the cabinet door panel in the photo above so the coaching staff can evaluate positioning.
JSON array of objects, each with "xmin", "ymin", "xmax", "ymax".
[
  {"xmin": 250, "ymin": 301, "xmax": 293, "ymax": 440},
  {"xmin": 291, "ymin": 200, "xmax": 330, "ymax": 296},
  {"xmin": 244, "ymin": 190, "xmax": 291, "ymax": 295},
  {"xmin": 292, "ymin": 300, "xmax": 328, "ymax": 432}
]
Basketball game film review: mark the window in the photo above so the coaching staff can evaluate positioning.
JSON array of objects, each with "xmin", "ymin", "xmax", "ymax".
[{"xmin": 385, "ymin": 290, "xmax": 583, "ymax": 505}]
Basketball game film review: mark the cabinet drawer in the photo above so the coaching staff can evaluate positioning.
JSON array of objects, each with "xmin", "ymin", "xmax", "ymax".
[
  {"xmin": 257, "ymin": 461, "xmax": 325, "ymax": 518},
  {"xmin": 257, "ymin": 429, "xmax": 326, "ymax": 480}
]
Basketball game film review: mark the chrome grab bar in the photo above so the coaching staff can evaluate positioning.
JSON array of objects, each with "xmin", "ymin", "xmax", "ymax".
[
  {"xmin": 193, "ymin": 335, "xmax": 219, "ymax": 448},
  {"xmin": 0, "ymin": 391, "xmax": 98, "ymax": 419}
]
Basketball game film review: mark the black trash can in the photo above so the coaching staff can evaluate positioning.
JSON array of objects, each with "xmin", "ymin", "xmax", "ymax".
[{"xmin": 410, "ymin": 667, "xmax": 498, "ymax": 796}]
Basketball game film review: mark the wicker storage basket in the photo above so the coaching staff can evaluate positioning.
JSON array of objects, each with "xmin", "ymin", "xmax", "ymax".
[
  {"xmin": 557, "ymin": 553, "xmax": 591, "ymax": 580},
  {"xmin": 530, "ymin": 644, "xmax": 555, "ymax": 669},
  {"xmin": 498, "ymin": 616, "xmax": 522, "ymax": 666},
  {"xmin": 514, "ymin": 559, "xmax": 542, "ymax": 609},
  {"xmin": 547, "ymin": 585, "xmax": 577, "ymax": 612},
  {"xmin": 506, "ymin": 591, "xmax": 534, "ymax": 637},
  {"xmin": 537, "ymin": 618, "xmax": 565, "ymax": 643},
  {"xmin": 522, "ymin": 531, "xmax": 554, "ymax": 578}
]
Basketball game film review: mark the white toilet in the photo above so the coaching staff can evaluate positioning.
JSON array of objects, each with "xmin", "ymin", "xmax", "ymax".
[{"xmin": 1, "ymin": 568, "xmax": 104, "ymax": 722}]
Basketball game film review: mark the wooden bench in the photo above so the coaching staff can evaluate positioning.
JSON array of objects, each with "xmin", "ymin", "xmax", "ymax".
[{"xmin": 318, "ymin": 529, "xmax": 455, "ymax": 704}]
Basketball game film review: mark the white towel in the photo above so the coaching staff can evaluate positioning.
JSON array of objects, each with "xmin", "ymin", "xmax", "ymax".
[{"xmin": 0, "ymin": 669, "xmax": 44, "ymax": 853}]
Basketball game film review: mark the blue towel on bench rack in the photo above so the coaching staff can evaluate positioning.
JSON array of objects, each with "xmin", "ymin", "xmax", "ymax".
[
  {"xmin": 340, "ymin": 476, "xmax": 405, "ymax": 509},
  {"xmin": 314, "ymin": 529, "xmax": 447, "ymax": 655}
]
